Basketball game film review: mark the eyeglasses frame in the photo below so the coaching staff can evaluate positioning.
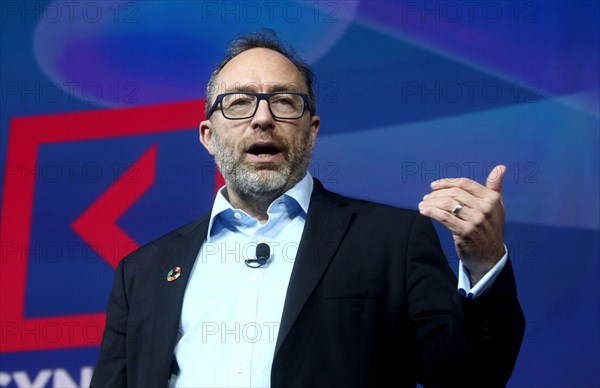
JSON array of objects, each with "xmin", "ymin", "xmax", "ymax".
[{"xmin": 207, "ymin": 91, "xmax": 312, "ymax": 120}]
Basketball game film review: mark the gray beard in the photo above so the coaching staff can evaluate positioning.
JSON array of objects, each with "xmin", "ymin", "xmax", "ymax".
[{"xmin": 212, "ymin": 130, "xmax": 313, "ymax": 199}]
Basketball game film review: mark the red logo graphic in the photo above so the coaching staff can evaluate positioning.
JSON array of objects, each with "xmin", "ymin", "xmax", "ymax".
[{"xmin": 1, "ymin": 100, "xmax": 206, "ymax": 352}]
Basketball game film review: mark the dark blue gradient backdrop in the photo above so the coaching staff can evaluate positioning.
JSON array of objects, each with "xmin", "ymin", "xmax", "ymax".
[{"xmin": 1, "ymin": 1, "xmax": 598, "ymax": 387}]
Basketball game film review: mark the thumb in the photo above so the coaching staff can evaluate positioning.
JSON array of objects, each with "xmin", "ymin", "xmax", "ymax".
[{"xmin": 486, "ymin": 164, "xmax": 506, "ymax": 192}]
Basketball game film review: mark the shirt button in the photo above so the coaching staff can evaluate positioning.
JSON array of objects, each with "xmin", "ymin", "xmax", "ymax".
[
  {"xmin": 248, "ymin": 274, "xmax": 258, "ymax": 282},
  {"xmin": 258, "ymin": 235, "xmax": 266, "ymax": 242},
  {"xmin": 235, "ymin": 366, "xmax": 245, "ymax": 374},
  {"xmin": 234, "ymin": 212, "xmax": 242, "ymax": 220}
]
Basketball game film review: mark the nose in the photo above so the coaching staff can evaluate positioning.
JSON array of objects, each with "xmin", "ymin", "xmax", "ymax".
[{"xmin": 250, "ymin": 99, "xmax": 275, "ymax": 130}]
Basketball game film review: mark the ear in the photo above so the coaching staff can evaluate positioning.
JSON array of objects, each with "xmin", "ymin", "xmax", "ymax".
[
  {"xmin": 199, "ymin": 119, "xmax": 215, "ymax": 155},
  {"xmin": 309, "ymin": 115, "xmax": 320, "ymax": 149}
]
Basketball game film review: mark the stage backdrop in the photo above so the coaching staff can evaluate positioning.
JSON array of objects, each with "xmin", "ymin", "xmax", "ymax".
[{"xmin": 1, "ymin": 1, "xmax": 598, "ymax": 387}]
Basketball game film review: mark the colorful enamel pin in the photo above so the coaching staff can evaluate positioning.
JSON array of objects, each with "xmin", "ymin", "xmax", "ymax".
[{"xmin": 167, "ymin": 266, "xmax": 182, "ymax": 282}]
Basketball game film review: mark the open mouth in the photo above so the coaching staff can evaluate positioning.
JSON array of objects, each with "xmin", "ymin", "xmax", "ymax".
[{"xmin": 246, "ymin": 142, "xmax": 283, "ymax": 161}]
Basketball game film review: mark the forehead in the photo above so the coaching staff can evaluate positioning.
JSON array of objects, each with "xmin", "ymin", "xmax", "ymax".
[{"xmin": 216, "ymin": 48, "xmax": 307, "ymax": 93}]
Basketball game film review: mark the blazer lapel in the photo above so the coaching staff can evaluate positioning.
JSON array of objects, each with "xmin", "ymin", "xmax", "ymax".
[
  {"xmin": 152, "ymin": 215, "xmax": 210, "ymax": 381},
  {"xmin": 274, "ymin": 179, "xmax": 354, "ymax": 355}
]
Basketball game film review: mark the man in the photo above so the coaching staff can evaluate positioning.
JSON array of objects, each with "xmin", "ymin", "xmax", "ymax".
[{"xmin": 91, "ymin": 30, "xmax": 525, "ymax": 388}]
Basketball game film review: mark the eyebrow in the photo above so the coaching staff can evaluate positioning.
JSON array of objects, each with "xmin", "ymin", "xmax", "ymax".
[{"xmin": 225, "ymin": 83, "xmax": 301, "ymax": 93}]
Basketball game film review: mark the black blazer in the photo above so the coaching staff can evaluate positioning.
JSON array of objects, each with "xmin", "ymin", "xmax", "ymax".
[{"xmin": 91, "ymin": 179, "xmax": 525, "ymax": 388}]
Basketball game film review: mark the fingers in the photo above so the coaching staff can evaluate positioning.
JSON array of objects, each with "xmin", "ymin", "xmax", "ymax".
[
  {"xmin": 422, "ymin": 187, "xmax": 477, "ymax": 210},
  {"xmin": 420, "ymin": 189, "xmax": 475, "ymax": 218},
  {"xmin": 418, "ymin": 200, "xmax": 467, "ymax": 235},
  {"xmin": 419, "ymin": 164, "xmax": 506, "ymax": 237},
  {"xmin": 418, "ymin": 190, "xmax": 484, "ymax": 234},
  {"xmin": 421, "ymin": 185, "xmax": 500, "ymax": 221},
  {"xmin": 430, "ymin": 164, "xmax": 506, "ymax": 198}
]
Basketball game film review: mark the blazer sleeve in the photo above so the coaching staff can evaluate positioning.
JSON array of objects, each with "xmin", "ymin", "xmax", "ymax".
[
  {"xmin": 89, "ymin": 259, "xmax": 129, "ymax": 388},
  {"xmin": 406, "ymin": 213, "xmax": 525, "ymax": 387}
]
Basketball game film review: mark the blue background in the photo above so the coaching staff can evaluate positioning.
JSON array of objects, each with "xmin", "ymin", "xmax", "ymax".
[{"xmin": 1, "ymin": 1, "xmax": 598, "ymax": 387}]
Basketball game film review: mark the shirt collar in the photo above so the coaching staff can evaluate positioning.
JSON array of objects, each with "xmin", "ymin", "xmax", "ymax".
[{"xmin": 206, "ymin": 173, "xmax": 313, "ymax": 240}]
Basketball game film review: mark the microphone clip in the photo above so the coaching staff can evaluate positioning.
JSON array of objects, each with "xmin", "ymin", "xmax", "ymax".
[{"xmin": 245, "ymin": 242, "xmax": 271, "ymax": 268}]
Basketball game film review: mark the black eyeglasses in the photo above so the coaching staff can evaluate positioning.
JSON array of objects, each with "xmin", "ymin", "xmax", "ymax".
[{"xmin": 207, "ymin": 91, "xmax": 311, "ymax": 120}]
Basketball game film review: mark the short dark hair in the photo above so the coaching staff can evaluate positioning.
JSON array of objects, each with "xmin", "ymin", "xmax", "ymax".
[{"xmin": 205, "ymin": 29, "xmax": 317, "ymax": 116}]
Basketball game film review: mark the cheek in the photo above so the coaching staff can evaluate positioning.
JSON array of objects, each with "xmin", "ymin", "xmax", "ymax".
[
  {"xmin": 217, "ymin": 135, "xmax": 245, "ymax": 157},
  {"xmin": 293, "ymin": 127, "xmax": 314, "ymax": 147}
]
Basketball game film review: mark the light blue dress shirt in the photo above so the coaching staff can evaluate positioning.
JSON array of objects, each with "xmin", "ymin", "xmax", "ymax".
[
  {"xmin": 173, "ymin": 174, "xmax": 312, "ymax": 388},
  {"xmin": 173, "ymin": 173, "xmax": 506, "ymax": 387}
]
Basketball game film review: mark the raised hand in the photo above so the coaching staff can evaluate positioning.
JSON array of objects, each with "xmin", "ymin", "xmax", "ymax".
[{"xmin": 418, "ymin": 165, "xmax": 507, "ymax": 284}]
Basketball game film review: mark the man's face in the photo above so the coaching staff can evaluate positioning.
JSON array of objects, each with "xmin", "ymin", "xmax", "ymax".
[{"xmin": 199, "ymin": 48, "xmax": 320, "ymax": 199}]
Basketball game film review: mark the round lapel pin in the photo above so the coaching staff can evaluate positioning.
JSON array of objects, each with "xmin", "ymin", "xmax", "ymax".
[{"xmin": 167, "ymin": 266, "xmax": 182, "ymax": 282}]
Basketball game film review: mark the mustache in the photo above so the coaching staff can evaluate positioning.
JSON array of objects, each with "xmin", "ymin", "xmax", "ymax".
[{"xmin": 240, "ymin": 133, "xmax": 289, "ymax": 153}]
